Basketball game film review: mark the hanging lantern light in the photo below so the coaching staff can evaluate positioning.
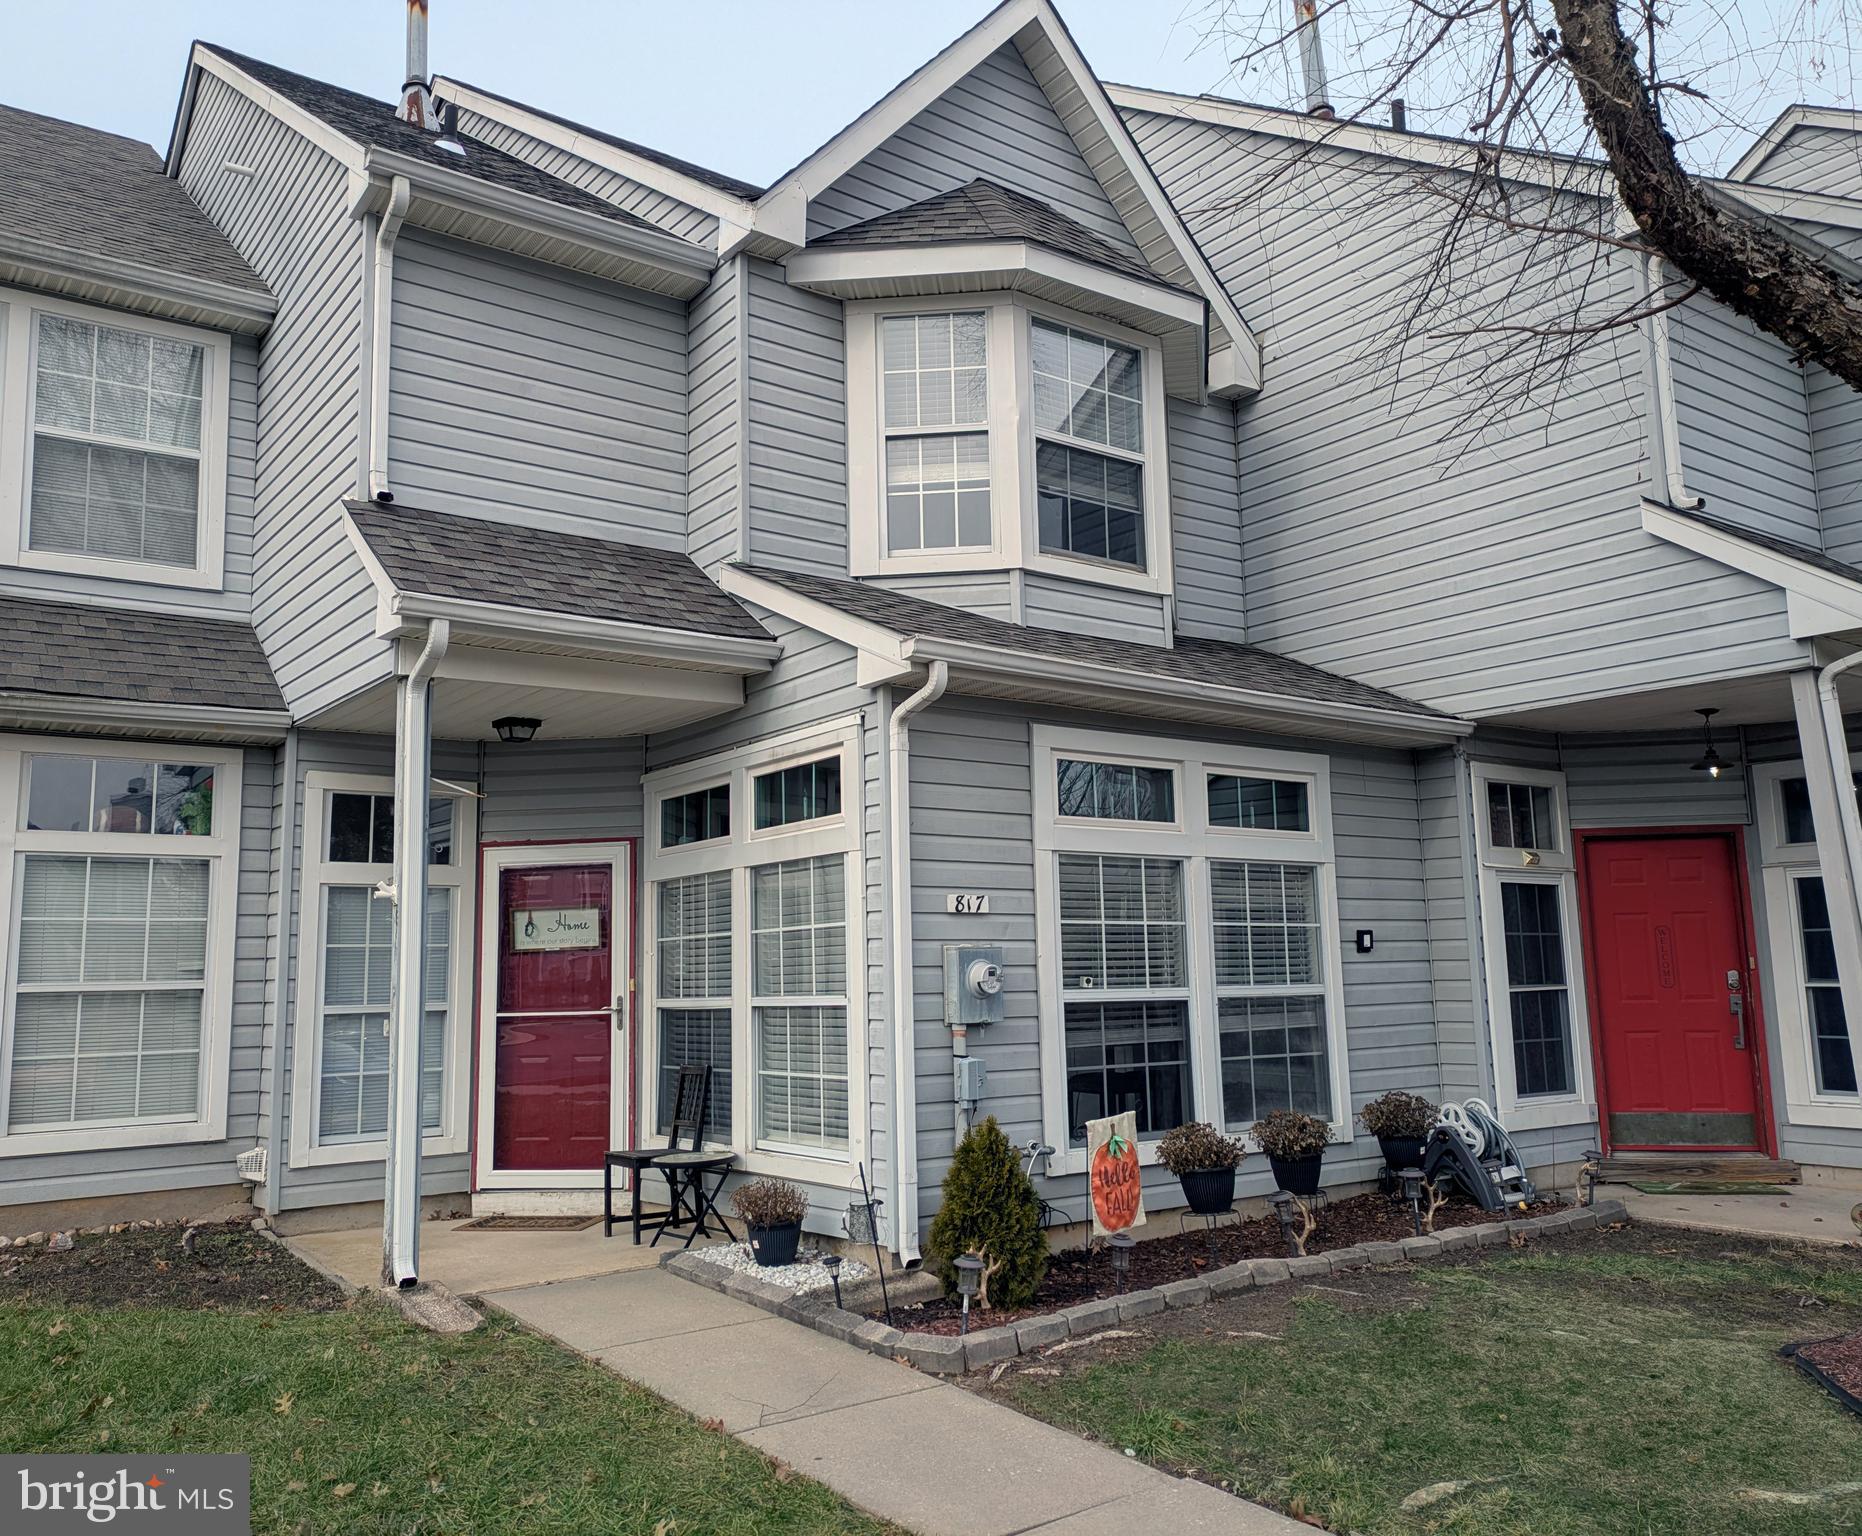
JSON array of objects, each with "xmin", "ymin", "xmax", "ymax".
[{"xmin": 1689, "ymin": 708, "xmax": 1728, "ymax": 779}]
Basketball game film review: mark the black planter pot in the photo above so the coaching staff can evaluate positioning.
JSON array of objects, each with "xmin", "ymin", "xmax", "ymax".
[
  {"xmin": 1268, "ymin": 1152, "xmax": 1324, "ymax": 1198},
  {"xmin": 746, "ymin": 1221, "xmax": 802, "ymax": 1267},
  {"xmin": 1179, "ymin": 1167, "xmax": 1238, "ymax": 1215},
  {"xmin": 1377, "ymin": 1135, "xmax": 1427, "ymax": 1172}
]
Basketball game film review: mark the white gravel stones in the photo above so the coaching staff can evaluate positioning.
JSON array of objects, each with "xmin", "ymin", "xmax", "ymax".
[{"xmin": 693, "ymin": 1242, "xmax": 871, "ymax": 1293}]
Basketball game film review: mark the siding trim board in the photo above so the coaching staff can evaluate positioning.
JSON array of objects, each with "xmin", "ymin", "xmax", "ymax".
[{"xmin": 1643, "ymin": 499, "xmax": 1862, "ymax": 637}]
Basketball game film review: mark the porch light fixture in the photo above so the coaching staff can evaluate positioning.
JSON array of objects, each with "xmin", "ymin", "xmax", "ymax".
[
  {"xmin": 1107, "ymin": 1232, "xmax": 1135, "ymax": 1294},
  {"xmin": 493, "ymin": 716, "xmax": 541, "ymax": 745},
  {"xmin": 1689, "ymin": 708, "xmax": 1727, "ymax": 779},
  {"xmin": 954, "ymin": 1252, "xmax": 984, "ymax": 1334}
]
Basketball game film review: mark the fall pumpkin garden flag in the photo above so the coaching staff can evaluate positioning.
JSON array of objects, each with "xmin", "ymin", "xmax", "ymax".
[{"xmin": 1086, "ymin": 1110, "xmax": 1145, "ymax": 1237}]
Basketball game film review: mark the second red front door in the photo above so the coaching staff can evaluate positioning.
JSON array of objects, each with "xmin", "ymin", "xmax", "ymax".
[{"xmin": 1582, "ymin": 833, "xmax": 1760, "ymax": 1151}]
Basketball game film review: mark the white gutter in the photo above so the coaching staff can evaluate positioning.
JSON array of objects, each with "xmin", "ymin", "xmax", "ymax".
[
  {"xmin": 366, "ymin": 175, "xmax": 411, "ymax": 503},
  {"xmin": 1818, "ymin": 651, "xmax": 1862, "ymax": 931},
  {"xmin": 383, "ymin": 617, "xmax": 449, "ymax": 1287},
  {"xmin": 261, "ymin": 727, "xmax": 300, "ymax": 1215},
  {"xmin": 887, "ymin": 660, "xmax": 949, "ymax": 1266},
  {"xmin": 1645, "ymin": 254, "xmax": 1704, "ymax": 510}
]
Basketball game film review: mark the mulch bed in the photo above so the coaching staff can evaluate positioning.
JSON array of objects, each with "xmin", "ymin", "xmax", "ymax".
[
  {"xmin": 1783, "ymin": 1330, "xmax": 1862, "ymax": 1417},
  {"xmin": 884, "ymin": 1190, "xmax": 1564, "ymax": 1335},
  {"xmin": 0, "ymin": 1222, "xmax": 348, "ymax": 1313}
]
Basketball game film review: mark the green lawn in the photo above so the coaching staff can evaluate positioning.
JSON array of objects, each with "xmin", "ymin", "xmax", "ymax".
[
  {"xmin": 0, "ymin": 1295, "xmax": 891, "ymax": 1536},
  {"xmin": 996, "ymin": 1229, "xmax": 1862, "ymax": 1536}
]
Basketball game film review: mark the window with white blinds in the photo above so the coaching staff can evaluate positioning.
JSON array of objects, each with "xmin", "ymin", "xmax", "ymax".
[
  {"xmin": 290, "ymin": 773, "xmax": 474, "ymax": 1166},
  {"xmin": 1, "ymin": 740, "xmax": 243, "ymax": 1150},
  {"xmin": 655, "ymin": 869, "xmax": 732, "ymax": 1142},
  {"xmin": 752, "ymin": 855, "xmax": 849, "ymax": 1151}
]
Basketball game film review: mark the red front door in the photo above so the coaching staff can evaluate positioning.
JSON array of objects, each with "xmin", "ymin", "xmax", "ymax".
[
  {"xmin": 491, "ymin": 862, "xmax": 618, "ymax": 1172},
  {"xmin": 1582, "ymin": 833, "xmax": 1760, "ymax": 1151}
]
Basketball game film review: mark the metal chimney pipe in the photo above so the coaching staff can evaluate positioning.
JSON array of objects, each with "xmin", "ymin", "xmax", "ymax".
[
  {"xmin": 1293, "ymin": 1, "xmax": 1333, "ymax": 118},
  {"xmin": 1390, "ymin": 98, "xmax": 1408, "ymax": 131},
  {"xmin": 399, "ymin": 0, "xmax": 438, "ymax": 130}
]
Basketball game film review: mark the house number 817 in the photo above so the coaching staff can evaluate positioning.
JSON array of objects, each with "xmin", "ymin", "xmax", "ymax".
[{"xmin": 945, "ymin": 893, "xmax": 991, "ymax": 915}]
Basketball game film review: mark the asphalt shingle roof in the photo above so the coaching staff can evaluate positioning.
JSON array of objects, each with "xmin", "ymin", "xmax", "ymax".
[
  {"xmin": 198, "ymin": 45, "xmax": 676, "ymax": 238},
  {"xmin": 0, "ymin": 596, "xmax": 283, "ymax": 712},
  {"xmin": 346, "ymin": 502, "xmax": 772, "ymax": 643},
  {"xmin": 1673, "ymin": 506, "xmax": 1862, "ymax": 585},
  {"xmin": 438, "ymin": 78, "xmax": 765, "ymax": 200},
  {"xmin": 736, "ymin": 565, "xmax": 1450, "ymax": 718},
  {"xmin": 811, "ymin": 178, "xmax": 1172, "ymax": 289},
  {"xmin": 0, "ymin": 102, "xmax": 265, "ymax": 295}
]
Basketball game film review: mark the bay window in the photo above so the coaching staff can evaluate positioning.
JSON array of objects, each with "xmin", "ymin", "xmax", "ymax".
[
  {"xmin": 0, "ymin": 739, "xmax": 242, "ymax": 1152},
  {"xmin": 846, "ymin": 297, "xmax": 1169, "ymax": 591},
  {"xmin": 1034, "ymin": 727, "xmax": 1348, "ymax": 1174},
  {"xmin": 0, "ymin": 288, "xmax": 230, "ymax": 588},
  {"xmin": 643, "ymin": 722, "xmax": 863, "ymax": 1179},
  {"xmin": 1470, "ymin": 764, "xmax": 1593, "ymax": 1129},
  {"xmin": 290, "ymin": 773, "xmax": 475, "ymax": 1167}
]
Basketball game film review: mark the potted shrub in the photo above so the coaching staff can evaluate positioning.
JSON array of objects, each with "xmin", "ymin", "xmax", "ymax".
[
  {"xmin": 1358, "ymin": 1090, "xmax": 1438, "ymax": 1174},
  {"xmin": 1252, "ymin": 1109, "xmax": 1331, "ymax": 1197},
  {"xmin": 1157, "ymin": 1121, "xmax": 1247, "ymax": 1214},
  {"xmin": 731, "ymin": 1177, "xmax": 808, "ymax": 1267}
]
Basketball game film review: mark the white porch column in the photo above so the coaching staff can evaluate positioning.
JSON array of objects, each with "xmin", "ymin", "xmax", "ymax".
[
  {"xmin": 1789, "ymin": 669, "xmax": 1862, "ymax": 1016},
  {"xmin": 383, "ymin": 620, "xmax": 449, "ymax": 1287}
]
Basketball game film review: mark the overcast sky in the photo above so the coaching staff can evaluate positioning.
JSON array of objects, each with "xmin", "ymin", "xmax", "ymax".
[{"xmin": 0, "ymin": 1, "xmax": 1843, "ymax": 184}]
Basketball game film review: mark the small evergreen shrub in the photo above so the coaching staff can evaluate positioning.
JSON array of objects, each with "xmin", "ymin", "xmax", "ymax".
[
  {"xmin": 1358, "ymin": 1090, "xmax": 1438, "ymax": 1140},
  {"xmin": 926, "ymin": 1116, "xmax": 1047, "ymax": 1309},
  {"xmin": 1156, "ymin": 1121, "xmax": 1247, "ymax": 1175}
]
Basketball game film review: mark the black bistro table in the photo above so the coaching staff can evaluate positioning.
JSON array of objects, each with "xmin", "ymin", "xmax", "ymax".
[{"xmin": 650, "ymin": 1150, "xmax": 737, "ymax": 1248}]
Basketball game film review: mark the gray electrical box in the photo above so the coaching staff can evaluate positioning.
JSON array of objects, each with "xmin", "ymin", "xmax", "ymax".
[
  {"xmin": 943, "ymin": 943, "xmax": 1005, "ymax": 1027},
  {"xmin": 953, "ymin": 1054, "xmax": 988, "ymax": 1105}
]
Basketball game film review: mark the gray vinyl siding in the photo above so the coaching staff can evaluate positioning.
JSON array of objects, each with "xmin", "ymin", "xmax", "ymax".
[
  {"xmin": 744, "ymin": 261, "xmax": 847, "ymax": 574},
  {"xmin": 1811, "ymin": 363, "xmax": 1862, "ymax": 565},
  {"xmin": 1021, "ymin": 571, "xmax": 1169, "ymax": 645},
  {"xmin": 1169, "ymin": 395, "xmax": 1246, "ymax": 643},
  {"xmin": 902, "ymin": 699, "xmax": 1441, "ymax": 1242},
  {"xmin": 687, "ymin": 259, "xmax": 744, "ymax": 570},
  {"xmin": 451, "ymin": 108, "xmax": 722, "ymax": 246},
  {"xmin": 1746, "ymin": 124, "xmax": 1862, "ymax": 199},
  {"xmin": 1122, "ymin": 107, "xmax": 1807, "ymax": 719},
  {"xmin": 809, "ymin": 44, "xmax": 1140, "ymax": 256},
  {"xmin": 1668, "ymin": 298, "xmax": 1820, "ymax": 544},
  {"xmin": 174, "ymin": 73, "xmax": 382, "ymax": 719},
  {"xmin": 388, "ymin": 232, "xmax": 688, "ymax": 550},
  {"xmin": 869, "ymin": 572, "xmax": 1018, "ymax": 622},
  {"xmin": 0, "ymin": 330, "xmax": 258, "ymax": 619},
  {"xmin": 0, "ymin": 745, "xmax": 276, "ymax": 1207},
  {"xmin": 1419, "ymin": 746, "xmax": 1485, "ymax": 1103}
]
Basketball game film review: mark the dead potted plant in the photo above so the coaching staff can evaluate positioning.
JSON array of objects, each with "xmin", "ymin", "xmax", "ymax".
[
  {"xmin": 1157, "ymin": 1120, "xmax": 1247, "ymax": 1214},
  {"xmin": 731, "ymin": 1177, "xmax": 808, "ymax": 1267},
  {"xmin": 1252, "ymin": 1108, "xmax": 1330, "ymax": 1198},
  {"xmin": 1358, "ymin": 1090, "xmax": 1438, "ymax": 1176}
]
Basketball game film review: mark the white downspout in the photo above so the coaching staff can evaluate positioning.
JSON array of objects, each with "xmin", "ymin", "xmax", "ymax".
[
  {"xmin": 366, "ymin": 175, "xmax": 412, "ymax": 503},
  {"xmin": 887, "ymin": 660, "xmax": 949, "ymax": 1266},
  {"xmin": 382, "ymin": 617, "xmax": 449, "ymax": 1287},
  {"xmin": 1646, "ymin": 253, "xmax": 1704, "ymax": 510},
  {"xmin": 1817, "ymin": 651, "xmax": 1862, "ymax": 926}
]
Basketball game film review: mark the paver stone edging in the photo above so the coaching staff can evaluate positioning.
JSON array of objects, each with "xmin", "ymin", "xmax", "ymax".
[{"xmin": 660, "ymin": 1199, "xmax": 1629, "ymax": 1375}]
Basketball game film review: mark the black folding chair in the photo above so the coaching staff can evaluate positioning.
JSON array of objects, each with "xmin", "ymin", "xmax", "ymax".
[{"xmin": 604, "ymin": 1065, "xmax": 711, "ymax": 1243}]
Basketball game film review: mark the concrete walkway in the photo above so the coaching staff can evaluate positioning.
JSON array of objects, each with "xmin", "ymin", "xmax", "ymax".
[
  {"xmin": 488, "ymin": 1267, "xmax": 1303, "ymax": 1536},
  {"xmin": 1612, "ymin": 1183, "xmax": 1862, "ymax": 1246}
]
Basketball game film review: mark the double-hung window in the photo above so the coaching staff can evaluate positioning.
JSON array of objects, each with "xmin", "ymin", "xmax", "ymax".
[
  {"xmin": 643, "ymin": 722, "xmax": 863, "ymax": 1178},
  {"xmin": 0, "ymin": 739, "xmax": 242, "ymax": 1153},
  {"xmin": 847, "ymin": 298, "xmax": 1169, "ymax": 591},
  {"xmin": 291, "ymin": 773, "xmax": 474, "ymax": 1166},
  {"xmin": 1756, "ymin": 762, "xmax": 1862, "ymax": 1124},
  {"xmin": 1469, "ymin": 763, "xmax": 1591, "ymax": 1128},
  {"xmin": 0, "ymin": 289, "xmax": 231, "ymax": 588},
  {"xmin": 1034, "ymin": 729, "xmax": 1347, "ymax": 1174}
]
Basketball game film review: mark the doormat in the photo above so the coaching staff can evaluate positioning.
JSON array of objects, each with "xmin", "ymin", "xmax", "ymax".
[
  {"xmin": 1626, "ymin": 1181, "xmax": 1793, "ymax": 1196},
  {"xmin": 1782, "ymin": 1334, "xmax": 1862, "ymax": 1418},
  {"xmin": 455, "ymin": 1215, "xmax": 601, "ymax": 1232}
]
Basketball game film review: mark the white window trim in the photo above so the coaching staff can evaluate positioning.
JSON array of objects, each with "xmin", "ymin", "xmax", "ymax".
[
  {"xmin": 642, "ymin": 717, "xmax": 867, "ymax": 1186},
  {"xmin": 287, "ymin": 771, "xmax": 477, "ymax": 1169},
  {"xmin": 0, "ymin": 286, "xmax": 231, "ymax": 591},
  {"xmin": 1469, "ymin": 761, "xmax": 1597, "ymax": 1132},
  {"xmin": 1753, "ymin": 758, "xmax": 1862, "ymax": 1128},
  {"xmin": 1032, "ymin": 725, "xmax": 1351, "ymax": 1178},
  {"xmin": 846, "ymin": 293, "xmax": 1173, "ymax": 596},
  {"xmin": 0, "ymin": 734, "xmax": 242, "ymax": 1155}
]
